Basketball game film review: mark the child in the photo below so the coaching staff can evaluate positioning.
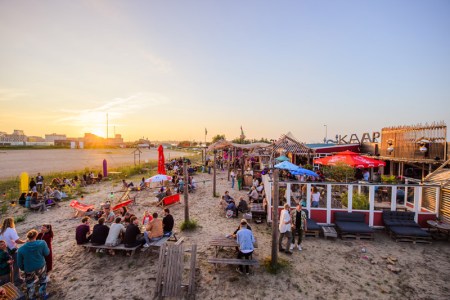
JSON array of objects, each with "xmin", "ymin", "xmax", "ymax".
[{"xmin": 0, "ymin": 240, "xmax": 12, "ymax": 284}]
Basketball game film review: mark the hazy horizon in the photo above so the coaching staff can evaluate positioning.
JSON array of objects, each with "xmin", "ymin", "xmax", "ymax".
[{"xmin": 1, "ymin": 1, "xmax": 449, "ymax": 142}]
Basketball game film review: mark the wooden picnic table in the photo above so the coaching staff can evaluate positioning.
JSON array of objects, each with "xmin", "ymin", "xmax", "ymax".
[{"xmin": 209, "ymin": 235, "xmax": 257, "ymax": 257}]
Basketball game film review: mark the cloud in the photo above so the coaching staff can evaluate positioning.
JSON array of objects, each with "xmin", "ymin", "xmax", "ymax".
[
  {"xmin": 55, "ymin": 93, "xmax": 169, "ymax": 127},
  {"xmin": 0, "ymin": 87, "xmax": 29, "ymax": 101},
  {"xmin": 140, "ymin": 50, "xmax": 173, "ymax": 74}
]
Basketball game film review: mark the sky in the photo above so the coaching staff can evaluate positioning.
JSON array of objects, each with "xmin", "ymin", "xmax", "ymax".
[{"xmin": 0, "ymin": 0, "xmax": 449, "ymax": 143}]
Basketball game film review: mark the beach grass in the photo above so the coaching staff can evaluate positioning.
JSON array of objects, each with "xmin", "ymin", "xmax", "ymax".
[
  {"xmin": 262, "ymin": 256, "xmax": 290, "ymax": 274},
  {"xmin": 180, "ymin": 219, "xmax": 199, "ymax": 231}
]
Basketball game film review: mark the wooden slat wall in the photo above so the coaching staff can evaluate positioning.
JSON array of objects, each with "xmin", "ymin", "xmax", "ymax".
[
  {"xmin": 440, "ymin": 188, "xmax": 450, "ymax": 224},
  {"xmin": 422, "ymin": 186, "xmax": 437, "ymax": 212}
]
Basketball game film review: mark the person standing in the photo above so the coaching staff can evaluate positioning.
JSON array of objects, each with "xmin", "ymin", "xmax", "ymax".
[
  {"xmin": 230, "ymin": 169, "xmax": 236, "ymax": 189},
  {"xmin": 17, "ymin": 229, "xmax": 50, "ymax": 299},
  {"xmin": 37, "ymin": 224, "xmax": 53, "ymax": 273},
  {"xmin": 29, "ymin": 178, "xmax": 37, "ymax": 193},
  {"xmin": 0, "ymin": 217, "xmax": 25, "ymax": 284},
  {"xmin": 290, "ymin": 205, "xmax": 307, "ymax": 251},
  {"xmin": 0, "ymin": 240, "xmax": 12, "ymax": 285},
  {"xmin": 278, "ymin": 203, "xmax": 293, "ymax": 255},
  {"xmin": 237, "ymin": 171, "xmax": 243, "ymax": 191},
  {"xmin": 236, "ymin": 219, "xmax": 255, "ymax": 275},
  {"xmin": 36, "ymin": 173, "xmax": 44, "ymax": 192}
]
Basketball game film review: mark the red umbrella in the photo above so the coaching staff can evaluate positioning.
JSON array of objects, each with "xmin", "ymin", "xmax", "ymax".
[
  {"xmin": 313, "ymin": 150, "xmax": 386, "ymax": 168},
  {"xmin": 157, "ymin": 145, "xmax": 166, "ymax": 175}
]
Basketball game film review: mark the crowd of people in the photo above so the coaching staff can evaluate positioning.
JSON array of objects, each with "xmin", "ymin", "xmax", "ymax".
[
  {"xmin": 0, "ymin": 218, "xmax": 52, "ymax": 299},
  {"xmin": 76, "ymin": 207, "xmax": 175, "ymax": 255}
]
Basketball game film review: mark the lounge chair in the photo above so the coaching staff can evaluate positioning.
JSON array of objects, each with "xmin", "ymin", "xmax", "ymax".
[
  {"xmin": 157, "ymin": 194, "xmax": 180, "ymax": 208},
  {"xmin": 382, "ymin": 211, "xmax": 432, "ymax": 244},
  {"xmin": 334, "ymin": 212, "xmax": 374, "ymax": 240},
  {"xmin": 302, "ymin": 209, "xmax": 321, "ymax": 237},
  {"xmin": 112, "ymin": 200, "xmax": 133, "ymax": 212},
  {"xmin": 70, "ymin": 200, "xmax": 94, "ymax": 212}
]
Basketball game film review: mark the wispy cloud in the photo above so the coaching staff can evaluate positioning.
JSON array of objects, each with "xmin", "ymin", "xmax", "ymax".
[
  {"xmin": 0, "ymin": 87, "xmax": 29, "ymax": 102},
  {"xmin": 55, "ymin": 93, "xmax": 169, "ymax": 127},
  {"xmin": 140, "ymin": 49, "xmax": 173, "ymax": 74}
]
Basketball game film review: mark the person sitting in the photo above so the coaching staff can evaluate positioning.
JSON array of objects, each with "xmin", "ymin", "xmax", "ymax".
[
  {"xmin": 75, "ymin": 217, "xmax": 92, "ymax": 245},
  {"xmin": 25, "ymin": 192, "xmax": 32, "ymax": 208},
  {"xmin": 117, "ymin": 207, "xmax": 128, "ymax": 219},
  {"xmin": 237, "ymin": 197, "xmax": 249, "ymax": 215},
  {"xmin": 103, "ymin": 207, "xmax": 115, "ymax": 224},
  {"xmin": 142, "ymin": 211, "xmax": 153, "ymax": 226},
  {"xmin": 256, "ymin": 182, "xmax": 264, "ymax": 193},
  {"xmin": 30, "ymin": 192, "xmax": 46, "ymax": 213},
  {"xmin": 105, "ymin": 217, "xmax": 125, "ymax": 255},
  {"xmin": 143, "ymin": 213, "xmax": 164, "ymax": 247},
  {"xmin": 156, "ymin": 188, "xmax": 167, "ymax": 201},
  {"xmin": 225, "ymin": 200, "xmax": 237, "ymax": 218},
  {"xmin": 236, "ymin": 219, "xmax": 255, "ymax": 275},
  {"xmin": 122, "ymin": 180, "xmax": 134, "ymax": 189},
  {"xmin": 123, "ymin": 216, "xmax": 145, "ymax": 252},
  {"xmin": 248, "ymin": 186, "xmax": 259, "ymax": 203},
  {"xmin": 191, "ymin": 177, "xmax": 197, "ymax": 190},
  {"xmin": 90, "ymin": 218, "xmax": 110, "ymax": 246},
  {"xmin": 139, "ymin": 177, "xmax": 146, "ymax": 189},
  {"xmin": 177, "ymin": 178, "xmax": 185, "ymax": 193},
  {"xmin": 223, "ymin": 191, "xmax": 233, "ymax": 203},
  {"xmin": 29, "ymin": 178, "xmax": 37, "ymax": 192},
  {"xmin": 51, "ymin": 188, "xmax": 63, "ymax": 202},
  {"xmin": 162, "ymin": 208, "xmax": 174, "ymax": 236}
]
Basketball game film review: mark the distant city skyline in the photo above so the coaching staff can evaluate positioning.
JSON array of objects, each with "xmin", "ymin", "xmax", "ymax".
[{"xmin": 1, "ymin": 1, "xmax": 449, "ymax": 142}]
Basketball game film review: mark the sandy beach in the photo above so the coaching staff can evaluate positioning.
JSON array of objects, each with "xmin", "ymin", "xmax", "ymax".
[
  {"xmin": 5, "ymin": 169, "xmax": 449, "ymax": 300},
  {"xmin": 0, "ymin": 148, "xmax": 193, "ymax": 180}
]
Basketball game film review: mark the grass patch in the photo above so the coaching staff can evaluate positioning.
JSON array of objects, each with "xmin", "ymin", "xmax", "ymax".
[
  {"xmin": 14, "ymin": 215, "xmax": 26, "ymax": 223},
  {"xmin": 0, "ymin": 203, "xmax": 8, "ymax": 215},
  {"xmin": 262, "ymin": 256, "xmax": 290, "ymax": 274},
  {"xmin": 180, "ymin": 219, "xmax": 199, "ymax": 231}
]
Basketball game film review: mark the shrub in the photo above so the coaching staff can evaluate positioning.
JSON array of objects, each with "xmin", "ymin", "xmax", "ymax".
[
  {"xmin": 341, "ymin": 191, "xmax": 369, "ymax": 210},
  {"xmin": 262, "ymin": 256, "xmax": 290, "ymax": 274},
  {"xmin": 321, "ymin": 163, "xmax": 355, "ymax": 182},
  {"xmin": 180, "ymin": 219, "xmax": 198, "ymax": 231},
  {"xmin": 14, "ymin": 215, "xmax": 26, "ymax": 223},
  {"xmin": 381, "ymin": 175, "xmax": 397, "ymax": 184}
]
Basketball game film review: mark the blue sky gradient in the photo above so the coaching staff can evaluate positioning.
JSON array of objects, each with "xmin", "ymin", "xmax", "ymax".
[{"xmin": 0, "ymin": 0, "xmax": 448, "ymax": 142}]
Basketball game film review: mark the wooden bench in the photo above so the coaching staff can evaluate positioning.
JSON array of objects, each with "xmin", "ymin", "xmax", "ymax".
[
  {"xmin": 207, "ymin": 257, "xmax": 259, "ymax": 271},
  {"xmin": 154, "ymin": 243, "xmax": 197, "ymax": 300},
  {"xmin": 140, "ymin": 232, "xmax": 184, "ymax": 253},
  {"xmin": 82, "ymin": 243, "xmax": 141, "ymax": 256}
]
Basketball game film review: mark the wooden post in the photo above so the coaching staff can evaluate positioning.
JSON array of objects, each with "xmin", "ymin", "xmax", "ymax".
[
  {"xmin": 183, "ymin": 161, "xmax": 189, "ymax": 222},
  {"xmin": 213, "ymin": 150, "xmax": 217, "ymax": 196},
  {"xmin": 271, "ymin": 169, "xmax": 279, "ymax": 269}
]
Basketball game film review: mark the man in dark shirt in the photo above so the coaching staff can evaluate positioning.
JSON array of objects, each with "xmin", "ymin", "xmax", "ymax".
[
  {"xmin": 90, "ymin": 218, "xmax": 110, "ymax": 246},
  {"xmin": 162, "ymin": 208, "xmax": 174, "ymax": 235},
  {"xmin": 124, "ymin": 216, "xmax": 145, "ymax": 248},
  {"xmin": 75, "ymin": 217, "xmax": 91, "ymax": 245}
]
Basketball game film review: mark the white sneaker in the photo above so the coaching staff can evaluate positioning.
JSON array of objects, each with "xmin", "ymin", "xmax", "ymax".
[
  {"xmin": 143, "ymin": 243, "xmax": 150, "ymax": 248},
  {"xmin": 298, "ymin": 245, "xmax": 302, "ymax": 251},
  {"xmin": 289, "ymin": 244, "xmax": 295, "ymax": 251}
]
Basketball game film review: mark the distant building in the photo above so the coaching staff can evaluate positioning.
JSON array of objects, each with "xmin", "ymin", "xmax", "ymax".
[
  {"xmin": 0, "ymin": 129, "xmax": 27, "ymax": 143},
  {"xmin": 45, "ymin": 133, "xmax": 67, "ymax": 142},
  {"xmin": 106, "ymin": 134, "xmax": 124, "ymax": 147},
  {"xmin": 27, "ymin": 136, "xmax": 45, "ymax": 142}
]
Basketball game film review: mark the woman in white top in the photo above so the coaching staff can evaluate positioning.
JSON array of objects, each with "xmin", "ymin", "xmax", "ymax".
[
  {"xmin": 0, "ymin": 217, "xmax": 25, "ymax": 283},
  {"xmin": 311, "ymin": 186, "xmax": 320, "ymax": 207}
]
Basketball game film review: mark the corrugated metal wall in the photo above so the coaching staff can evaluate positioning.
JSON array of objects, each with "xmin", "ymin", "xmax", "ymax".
[
  {"xmin": 422, "ymin": 186, "xmax": 437, "ymax": 212},
  {"xmin": 441, "ymin": 188, "xmax": 450, "ymax": 223}
]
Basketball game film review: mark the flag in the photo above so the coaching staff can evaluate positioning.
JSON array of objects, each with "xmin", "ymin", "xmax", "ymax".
[{"xmin": 205, "ymin": 128, "xmax": 207, "ymax": 135}]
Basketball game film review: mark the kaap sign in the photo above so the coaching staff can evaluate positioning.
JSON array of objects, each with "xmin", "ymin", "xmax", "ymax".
[{"xmin": 338, "ymin": 132, "xmax": 380, "ymax": 144}]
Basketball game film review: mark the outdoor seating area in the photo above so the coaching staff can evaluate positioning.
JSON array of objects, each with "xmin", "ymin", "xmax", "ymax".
[
  {"xmin": 334, "ymin": 212, "xmax": 375, "ymax": 240},
  {"xmin": 383, "ymin": 211, "xmax": 432, "ymax": 244}
]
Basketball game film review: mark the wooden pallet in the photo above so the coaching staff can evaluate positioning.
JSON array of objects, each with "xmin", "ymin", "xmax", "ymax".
[
  {"xmin": 322, "ymin": 226, "xmax": 338, "ymax": 239},
  {"xmin": 389, "ymin": 231, "xmax": 432, "ymax": 244},
  {"xmin": 339, "ymin": 232, "xmax": 374, "ymax": 240}
]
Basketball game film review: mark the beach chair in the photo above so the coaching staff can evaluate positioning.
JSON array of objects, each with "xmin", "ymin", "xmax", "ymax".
[
  {"xmin": 157, "ymin": 194, "xmax": 181, "ymax": 208},
  {"xmin": 112, "ymin": 200, "xmax": 133, "ymax": 212},
  {"xmin": 69, "ymin": 200, "xmax": 94, "ymax": 212}
]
